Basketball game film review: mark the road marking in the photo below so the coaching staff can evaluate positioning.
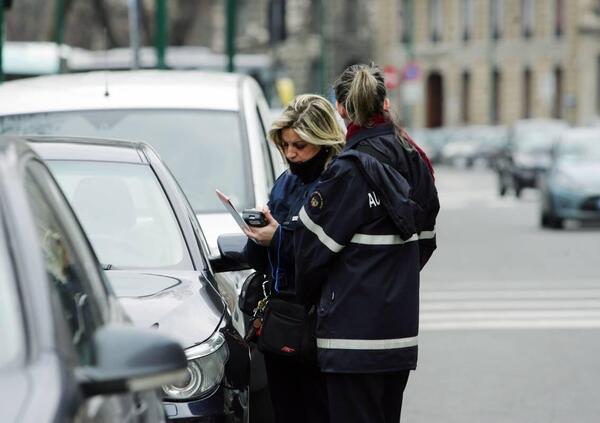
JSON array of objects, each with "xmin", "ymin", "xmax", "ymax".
[
  {"xmin": 422, "ymin": 289, "xmax": 600, "ymax": 300},
  {"xmin": 420, "ymin": 320, "xmax": 600, "ymax": 330},
  {"xmin": 420, "ymin": 280, "xmax": 600, "ymax": 330}
]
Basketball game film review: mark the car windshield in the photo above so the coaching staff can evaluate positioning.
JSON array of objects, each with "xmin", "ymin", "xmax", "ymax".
[
  {"xmin": 0, "ymin": 110, "xmax": 253, "ymax": 213},
  {"xmin": 0, "ymin": 220, "xmax": 24, "ymax": 368},
  {"xmin": 48, "ymin": 160, "xmax": 192, "ymax": 270},
  {"xmin": 558, "ymin": 133, "xmax": 600, "ymax": 162},
  {"xmin": 514, "ymin": 130, "xmax": 556, "ymax": 153}
]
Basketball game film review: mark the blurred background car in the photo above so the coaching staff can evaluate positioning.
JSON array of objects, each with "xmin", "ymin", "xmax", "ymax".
[
  {"xmin": 539, "ymin": 128, "xmax": 600, "ymax": 229},
  {"xmin": 0, "ymin": 136, "xmax": 187, "ymax": 423},
  {"xmin": 439, "ymin": 125, "xmax": 508, "ymax": 169},
  {"xmin": 30, "ymin": 137, "xmax": 254, "ymax": 422},
  {"xmin": 496, "ymin": 119, "xmax": 568, "ymax": 197}
]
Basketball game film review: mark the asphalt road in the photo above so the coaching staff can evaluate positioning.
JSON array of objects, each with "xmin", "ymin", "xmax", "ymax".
[{"xmin": 403, "ymin": 166, "xmax": 600, "ymax": 423}]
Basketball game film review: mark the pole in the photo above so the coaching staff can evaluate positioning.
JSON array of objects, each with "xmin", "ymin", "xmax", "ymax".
[
  {"xmin": 155, "ymin": 0, "xmax": 167, "ymax": 69},
  {"xmin": 0, "ymin": 3, "xmax": 4, "ymax": 83},
  {"xmin": 319, "ymin": 0, "xmax": 327, "ymax": 96},
  {"xmin": 402, "ymin": 0, "xmax": 414, "ymax": 128},
  {"xmin": 53, "ymin": 0, "xmax": 65, "ymax": 46},
  {"xmin": 128, "ymin": 0, "xmax": 141, "ymax": 69},
  {"xmin": 225, "ymin": 0, "xmax": 236, "ymax": 72}
]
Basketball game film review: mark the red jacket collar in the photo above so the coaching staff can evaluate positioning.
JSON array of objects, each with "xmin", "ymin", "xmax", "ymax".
[{"xmin": 345, "ymin": 115, "xmax": 388, "ymax": 140}]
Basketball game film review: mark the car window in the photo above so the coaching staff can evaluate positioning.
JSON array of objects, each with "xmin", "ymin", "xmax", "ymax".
[
  {"xmin": 0, "ymin": 214, "xmax": 25, "ymax": 369},
  {"xmin": 48, "ymin": 160, "xmax": 192, "ymax": 270},
  {"xmin": 0, "ymin": 110, "xmax": 254, "ymax": 213},
  {"xmin": 255, "ymin": 105, "xmax": 275, "ymax": 188},
  {"xmin": 23, "ymin": 162, "xmax": 105, "ymax": 366}
]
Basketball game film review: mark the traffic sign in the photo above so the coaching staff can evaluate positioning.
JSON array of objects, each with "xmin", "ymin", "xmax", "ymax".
[
  {"xmin": 383, "ymin": 65, "xmax": 400, "ymax": 90},
  {"xmin": 401, "ymin": 62, "xmax": 422, "ymax": 82}
]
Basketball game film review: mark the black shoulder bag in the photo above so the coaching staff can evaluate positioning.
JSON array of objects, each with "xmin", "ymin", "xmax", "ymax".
[{"xmin": 257, "ymin": 298, "xmax": 317, "ymax": 363}]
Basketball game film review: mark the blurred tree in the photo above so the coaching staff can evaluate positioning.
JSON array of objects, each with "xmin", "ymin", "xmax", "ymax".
[
  {"xmin": 171, "ymin": 0, "xmax": 201, "ymax": 45},
  {"xmin": 91, "ymin": 0, "xmax": 120, "ymax": 47}
]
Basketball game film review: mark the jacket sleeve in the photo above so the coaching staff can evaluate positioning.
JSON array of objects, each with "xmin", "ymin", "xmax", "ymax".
[
  {"xmin": 243, "ymin": 238, "xmax": 269, "ymax": 274},
  {"xmin": 407, "ymin": 148, "xmax": 440, "ymax": 269},
  {"xmin": 293, "ymin": 161, "xmax": 365, "ymax": 302}
]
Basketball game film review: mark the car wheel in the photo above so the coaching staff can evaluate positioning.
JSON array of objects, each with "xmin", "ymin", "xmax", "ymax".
[
  {"xmin": 497, "ymin": 175, "xmax": 507, "ymax": 197},
  {"xmin": 541, "ymin": 204, "xmax": 563, "ymax": 230},
  {"xmin": 514, "ymin": 183, "xmax": 523, "ymax": 198}
]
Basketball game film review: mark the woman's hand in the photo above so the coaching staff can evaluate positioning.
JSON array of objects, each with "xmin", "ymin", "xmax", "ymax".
[{"xmin": 243, "ymin": 206, "xmax": 279, "ymax": 247}]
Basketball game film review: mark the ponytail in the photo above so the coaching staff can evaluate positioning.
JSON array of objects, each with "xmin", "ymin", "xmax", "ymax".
[
  {"xmin": 345, "ymin": 69, "xmax": 381, "ymax": 127},
  {"xmin": 334, "ymin": 63, "xmax": 386, "ymax": 127}
]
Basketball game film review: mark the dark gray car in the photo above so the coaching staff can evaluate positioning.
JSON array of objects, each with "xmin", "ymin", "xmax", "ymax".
[
  {"xmin": 0, "ymin": 136, "xmax": 187, "ymax": 423},
  {"xmin": 30, "ymin": 137, "xmax": 252, "ymax": 422}
]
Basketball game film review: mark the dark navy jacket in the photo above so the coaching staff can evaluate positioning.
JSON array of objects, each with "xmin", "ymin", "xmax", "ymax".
[
  {"xmin": 245, "ymin": 170, "xmax": 320, "ymax": 300},
  {"xmin": 293, "ymin": 124, "xmax": 439, "ymax": 373}
]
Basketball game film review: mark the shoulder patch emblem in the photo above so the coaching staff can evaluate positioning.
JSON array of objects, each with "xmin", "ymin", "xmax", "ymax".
[{"xmin": 309, "ymin": 191, "xmax": 324, "ymax": 209}]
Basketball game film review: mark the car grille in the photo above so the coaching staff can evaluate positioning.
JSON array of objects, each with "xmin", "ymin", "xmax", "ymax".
[{"xmin": 580, "ymin": 196, "xmax": 600, "ymax": 211}]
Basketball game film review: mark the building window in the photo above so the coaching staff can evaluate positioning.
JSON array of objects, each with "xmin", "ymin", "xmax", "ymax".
[
  {"xmin": 429, "ymin": 0, "xmax": 443, "ymax": 43},
  {"xmin": 490, "ymin": 0, "xmax": 504, "ymax": 40},
  {"xmin": 400, "ymin": 0, "xmax": 414, "ymax": 44},
  {"xmin": 523, "ymin": 68, "xmax": 532, "ymax": 118},
  {"xmin": 491, "ymin": 69, "xmax": 501, "ymax": 124},
  {"xmin": 555, "ymin": 0, "xmax": 564, "ymax": 38},
  {"xmin": 268, "ymin": 0, "xmax": 287, "ymax": 44},
  {"xmin": 461, "ymin": 71, "xmax": 471, "ymax": 123},
  {"xmin": 521, "ymin": 0, "xmax": 534, "ymax": 39},
  {"xmin": 553, "ymin": 67, "xmax": 563, "ymax": 119},
  {"xmin": 461, "ymin": 0, "xmax": 474, "ymax": 42}
]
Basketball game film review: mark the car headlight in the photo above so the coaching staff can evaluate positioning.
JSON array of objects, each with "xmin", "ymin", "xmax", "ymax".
[{"xmin": 162, "ymin": 331, "xmax": 229, "ymax": 400}]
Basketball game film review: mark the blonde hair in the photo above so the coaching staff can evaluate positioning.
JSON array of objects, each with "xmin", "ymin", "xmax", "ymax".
[
  {"xmin": 333, "ymin": 63, "xmax": 386, "ymax": 127},
  {"xmin": 270, "ymin": 94, "xmax": 345, "ymax": 162}
]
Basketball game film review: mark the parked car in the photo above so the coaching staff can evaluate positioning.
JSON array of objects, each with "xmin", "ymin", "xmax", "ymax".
[
  {"xmin": 539, "ymin": 128, "xmax": 600, "ymax": 229},
  {"xmin": 0, "ymin": 70, "xmax": 285, "ymax": 250},
  {"xmin": 30, "ymin": 137, "xmax": 254, "ymax": 422},
  {"xmin": 0, "ymin": 135, "xmax": 187, "ymax": 423},
  {"xmin": 496, "ymin": 119, "xmax": 568, "ymax": 197},
  {"xmin": 0, "ymin": 71, "xmax": 282, "ymax": 421}
]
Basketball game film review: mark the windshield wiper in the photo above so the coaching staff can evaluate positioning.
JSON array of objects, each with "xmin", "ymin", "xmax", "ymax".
[{"xmin": 101, "ymin": 263, "xmax": 115, "ymax": 270}]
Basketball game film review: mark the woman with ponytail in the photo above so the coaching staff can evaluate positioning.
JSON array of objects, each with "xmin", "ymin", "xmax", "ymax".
[{"xmin": 292, "ymin": 64, "xmax": 440, "ymax": 423}]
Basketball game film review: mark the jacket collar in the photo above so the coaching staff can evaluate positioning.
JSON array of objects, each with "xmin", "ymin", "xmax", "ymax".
[{"xmin": 345, "ymin": 123, "xmax": 395, "ymax": 151}]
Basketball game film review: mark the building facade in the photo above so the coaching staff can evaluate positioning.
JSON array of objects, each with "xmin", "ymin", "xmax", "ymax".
[{"xmin": 395, "ymin": 0, "xmax": 600, "ymax": 127}]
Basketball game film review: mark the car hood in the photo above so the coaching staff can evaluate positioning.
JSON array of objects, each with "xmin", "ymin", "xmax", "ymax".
[
  {"xmin": 0, "ymin": 370, "xmax": 28, "ymax": 422},
  {"xmin": 557, "ymin": 161, "xmax": 600, "ymax": 189},
  {"xmin": 197, "ymin": 212, "xmax": 243, "ymax": 255},
  {"xmin": 106, "ymin": 270, "xmax": 225, "ymax": 349}
]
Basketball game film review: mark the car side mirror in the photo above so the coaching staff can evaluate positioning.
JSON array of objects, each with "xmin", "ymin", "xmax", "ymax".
[
  {"xmin": 210, "ymin": 234, "xmax": 251, "ymax": 273},
  {"xmin": 78, "ymin": 325, "xmax": 187, "ymax": 397}
]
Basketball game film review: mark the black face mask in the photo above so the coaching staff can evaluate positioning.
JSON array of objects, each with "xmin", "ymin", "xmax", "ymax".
[{"xmin": 288, "ymin": 147, "xmax": 329, "ymax": 183}]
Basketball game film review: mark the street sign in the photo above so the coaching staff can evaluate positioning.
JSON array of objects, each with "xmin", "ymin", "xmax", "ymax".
[
  {"xmin": 384, "ymin": 65, "xmax": 401, "ymax": 90},
  {"xmin": 401, "ymin": 62, "xmax": 422, "ymax": 82}
]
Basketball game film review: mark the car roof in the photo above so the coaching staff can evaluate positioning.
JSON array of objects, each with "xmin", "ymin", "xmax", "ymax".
[
  {"xmin": 28, "ymin": 136, "xmax": 148, "ymax": 164},
  {"xmin": 0, "ymin": 70, "xmax": 244, "ymax": 116}
]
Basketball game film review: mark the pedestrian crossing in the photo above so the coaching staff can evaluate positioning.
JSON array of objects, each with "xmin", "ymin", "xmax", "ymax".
[{"xmin": 420, "ymin": 280, "xmax": 600, "ymax": 330}]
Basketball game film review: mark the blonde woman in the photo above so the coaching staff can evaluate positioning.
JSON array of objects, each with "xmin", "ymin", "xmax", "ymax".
[{"xmin": 243, "ymin": 94, "xmax": 344, "ymax": 423}]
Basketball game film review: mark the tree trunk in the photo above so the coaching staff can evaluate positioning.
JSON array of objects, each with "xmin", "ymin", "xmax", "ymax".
[{"xmin": 91, "ymin": 0, "xmax": 120, "ymax": 47}]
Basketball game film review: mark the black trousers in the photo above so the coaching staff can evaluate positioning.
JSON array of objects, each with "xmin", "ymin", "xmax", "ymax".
[
  {"xmin": 326, "ymin": 370, "xmax": 410, "ymax": 423},
  {"xmin": 263, "ymin": 353, "xmax": 329, "ymax": 423}
]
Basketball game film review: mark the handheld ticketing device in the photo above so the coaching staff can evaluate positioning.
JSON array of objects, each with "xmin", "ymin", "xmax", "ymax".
[{"xmin": 242, "ymin": 209, "xmax": 268, "ymax": 227}]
